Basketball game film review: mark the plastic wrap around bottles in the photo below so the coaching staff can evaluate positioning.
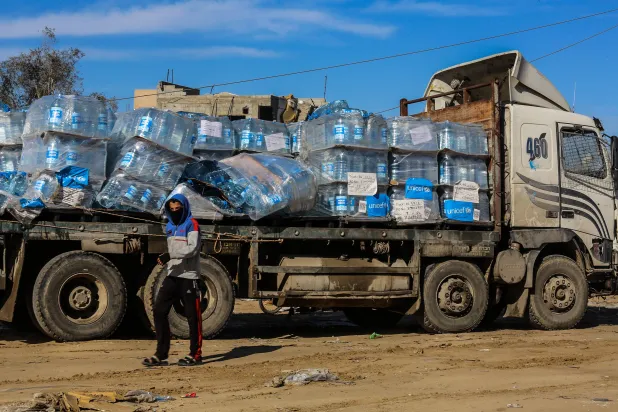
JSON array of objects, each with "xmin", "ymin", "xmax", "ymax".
[
  {"xmin": 19, "ymin": 167, "xmax": 102, "ymax": 211},
  {"xmin": 110, "ymin": 108, "xmax": 196, "ymax": 156},
  {"xmin": 0, "ymin": 112, "xmax": 26, "ymax": 145},
  {"xmin": 21, "ymin": 132, "xmax": 108, "ymax": 182},
  {"xmin": 312, "ymin": 183, "xmax": 390, "ymax": 218},
  {"xmin": 439, "ymin": 186, "xmax": 491, "ymax": 223},
  {"xmin": 96, "ymin": 172, "xmax": 170, "ymax": 214},
  {"xmin": 304, "ymin": 113, "xmax": 386, "ymax": 151},
  {"xmin": 194, "ymin": 150, "xmax": 235, "ymax": 162},
  {"xmin": 23, "ymin": 95, "xmax": 110, "ymax": 139},
  {"xmin": 201, "ymin": 153, "xmax": 316, "ymax": 220},
  {"xmin": 232, "ymin": 119, "xmax": 290, "ymax": 155},
  {"xmin": 388, "ymin": 117, "xmax": 438, "ymax": 151},
  {"xmin": 439, "ymin": 154, "xmax": 488, "ymax": 188},
  {"xmin": 390, "ymin": 152, "xmax": 439, "ymax": 185},
  {"xmin": 309, "ymin": 148, "xmax": 388, "ymax": 186},
  {"xmin": 367, "ymin": 115, "xmax": 389, "ymax": 149},
  {"xmin": 437, "ymin": 121, "xmax": 489, "ymax": 155},
  {"xmin": 308, "ymin": 100, "xmax": 350, "ymax": 120},
  {"xmin": 0, "ymin": 146, "xmax": 26, "ymax": 196},
  {"xmin": 114, "ymin": 137, "xmax": 192, "ymax": 191},
  {"xmin": 166, "ymin": 183, "xmax": 243, "ymax": 220},
  {"xmin": 389, "ymin": 185, "xmax": 440, "ymax": 224},
  {"xmin": 287, "ymin": 121, "xmax": 305, "ymax": 155},
  {"xmin": 194, "ymin": 116, "xmax": 235, "ymax": 151}
]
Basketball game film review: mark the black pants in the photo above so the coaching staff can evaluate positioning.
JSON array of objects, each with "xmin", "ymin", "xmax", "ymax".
[{"xmin": 154, "ymin": 276, "xmax": 203, "ymax": 360}]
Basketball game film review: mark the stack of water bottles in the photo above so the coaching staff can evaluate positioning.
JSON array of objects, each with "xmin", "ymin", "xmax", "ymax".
[
  {"xmin": 178, "ymin": 111, "xmax": 236, "ymax": 161},
  {"xmin": 17, "ymin": 95, "xmax": 112, "ymax": 213},
  {"xmin": 97, "ymin": 108, "xmax": 196, "ymax": 214},
  {"xmin": 287, "ymin": 121, "xmax": 305, "ymax": 156},
  {"xmin": 200, "ymin": 153, "xmax": 316, "ymax": 220},
  {"xmin": 437, "ymin": 121, "xmax": 491, "ymax": 223},
  {"xmin": 0, "ymin": 103, "xmax": 27, "ymax": 213},
  {"xmin": 305, "ymin": 103, "xmax": 389, "ymax": 218},
  {"xmin": 387, "ymin": 117, "xmax": 441, "ymax": 224},
  {"xmin": 233, "ymin": 119, "xmax": 291, "ymax": 155}
]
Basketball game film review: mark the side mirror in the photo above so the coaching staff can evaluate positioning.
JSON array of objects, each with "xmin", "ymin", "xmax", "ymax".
[{"xmin": 611, "ymin": 136, "xmax": 618, "ymax": 182}]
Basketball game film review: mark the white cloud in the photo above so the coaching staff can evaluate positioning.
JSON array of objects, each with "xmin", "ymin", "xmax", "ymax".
[
  {"xmin": 368, "ymin": 1, "xmax": 506, "ymax": 16},
  {"xmin": 0, "ymin": 0, "xmax": 395, "ymax": 39},
  {"xmin": 84, "ymin": 46, "xmax": 280, "ymax": 60}
]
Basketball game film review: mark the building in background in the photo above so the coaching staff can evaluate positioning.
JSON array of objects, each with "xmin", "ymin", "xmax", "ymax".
[{"xmin": 134, "ymin": 82, "xmax": 325, "ymax": 122}]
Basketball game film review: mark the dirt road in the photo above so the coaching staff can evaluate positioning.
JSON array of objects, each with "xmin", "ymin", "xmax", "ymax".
[{"xmin": 2, "ymin": 298, "xmax": 618, "ymax": 412}]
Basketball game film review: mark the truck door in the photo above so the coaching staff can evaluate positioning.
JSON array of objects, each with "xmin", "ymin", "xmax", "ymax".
[
  {"xmin": 558, "ymin": 125, "xmax": 614, "ymax": 265},
  {"xmin": 510, "ymin": 106, "xmax": 561, "ymax": 229}
]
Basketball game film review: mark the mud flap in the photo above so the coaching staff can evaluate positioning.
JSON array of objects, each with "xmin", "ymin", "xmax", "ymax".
[
  {"xmin": 0, "ymin": 238, "xmax": 26, "ymax": 322},
  {"xmin": 504, "ymin": 285, "xmax": 529, "ymax": 318}
]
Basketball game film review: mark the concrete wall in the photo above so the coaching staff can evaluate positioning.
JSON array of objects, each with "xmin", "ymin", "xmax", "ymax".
[
  {"xmin": 133, "ymin": 89, "xmax": 158, "ymax": 109},
  {"xmin": 135, "ymin": 82, "xmax": 326, "ymax": 121},
  {"xmin": 157, "ymin": 93, "xmax": 325, "ymax": 121}
]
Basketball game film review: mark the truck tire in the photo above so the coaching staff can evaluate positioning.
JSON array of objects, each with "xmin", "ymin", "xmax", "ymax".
[
  {"xmin": 144, "ymin": 255, "xmax": 234, "ymax": 340},
  {"xmin": 343, "ymin": 308, "xmax": 404, "ymax": 329},
  {"xmin": 422, "ymin": 260, "xmax": 488, "ymax": 333},
  {"xmin": 32, "ymin": 251, "xmax": 127, "ymax": 341},
  {"xmin": 528, "ymin": 255, "xmax": 588, "ymax": 330}
]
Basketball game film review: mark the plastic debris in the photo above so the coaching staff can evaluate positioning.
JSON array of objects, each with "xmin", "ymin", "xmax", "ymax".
[
  {"xmin": 270, "ymin": 368, "xmax": 339, "ymax": 387},
  {"xmin": 181, "ymin": 393, "xmax": 198, "ymax": 398},
  {"xmin": 507, "ymin": 403, "xmax": 523, "ymax": 408},
  {"xmin": 124, "ymin": 390, "xmax": 174, "ymax": 403},
  {"xmin": 369, "ymin": 332, "xmax": 382, "ymax": 340}
]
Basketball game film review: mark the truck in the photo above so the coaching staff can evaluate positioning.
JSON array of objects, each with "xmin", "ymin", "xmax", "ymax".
[{"xmin": 0, "ymin": 50, "xmax": 616, "ymax": 341}]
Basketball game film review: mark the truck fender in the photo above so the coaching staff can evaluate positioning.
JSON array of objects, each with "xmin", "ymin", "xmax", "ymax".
[{"xmin": 524, "ymin": 249, "xmax": 541, "ymax": 289}]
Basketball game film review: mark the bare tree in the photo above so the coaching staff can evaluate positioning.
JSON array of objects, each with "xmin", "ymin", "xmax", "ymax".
[
  {"xmin": 0, "ymin": 27, "xmax": 113, "ymax": 110},
  {"xmin": 89, "ymin": 92, "xmax": 119, "ymax": 112}
]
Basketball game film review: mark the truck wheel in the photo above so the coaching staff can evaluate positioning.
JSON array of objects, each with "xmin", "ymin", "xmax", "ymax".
[
  {"xmin": 144, "ymin": 255, "xmax": 235, "ymax": 340},
  {"xmin": 422, "ymin": 260, "xmax": 488, "ymax": 333},
  {"xmin": 32, "ymin": 251, "xmax": 127, "ymax": 341},
  {"xmin": 343, "ymin": 308, "xmax": 404, "ymax": 329},
  {"xmin": 528, "ymin": 255, "xmax": 588, "ymax": 330}
]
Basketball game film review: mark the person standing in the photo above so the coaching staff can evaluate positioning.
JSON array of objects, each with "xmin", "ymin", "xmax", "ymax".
[{"xmin": 143, "ymin": 193, "xmax": 203, "ymax": 367}]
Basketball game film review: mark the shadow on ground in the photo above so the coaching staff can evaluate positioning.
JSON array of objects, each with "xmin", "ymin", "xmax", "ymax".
[{"xmin": 3, "ymin": 301, "xmax": 618, "ymax": 342}]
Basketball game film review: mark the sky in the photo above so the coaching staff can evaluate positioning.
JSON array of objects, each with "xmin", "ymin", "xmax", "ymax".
[{"xmin": 1, "ymin": 0, "xmax": 617, "ymax": 134}]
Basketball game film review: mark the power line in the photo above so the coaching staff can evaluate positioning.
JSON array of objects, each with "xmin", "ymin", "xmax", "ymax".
[
  {"xmin": 374, "ymin": 22, "xmax": 618, "ymax": 115},
  {"xmin": 116, "ymin": 7, "xmax": 618, "ymax": 103},
  {"xmin": 530, "ymin": 22, "xmax": 618, "ymax": 62}
]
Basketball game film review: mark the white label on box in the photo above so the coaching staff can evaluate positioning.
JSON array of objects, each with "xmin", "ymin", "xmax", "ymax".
[
  {"xmin": 348, "ymin": 172, "xmax": 377, "ymax": 196},
  {"xmin": 358, "ymin": 200, "xmax": 367, "ymax": 214},
  {"xmin": 453, "ymin": 180, "xmax": 480, "ymax": 203},
  {"xmin": 200, "ymin": 120, "xmax": 223, "ymax": 138},
  {"xmin": 473, "ymin": 209, "xmax": 480, "ymax": 221},
  {"xmin": 265, "ymin": 133, "xmax": 287, "ymax": 151},
  {"xmin": 410, "ymin": 125, "xmax": 433, "ymax": 145},
  {"xmin": 393, "ymin": 199, "xmax": 425, "ymax": 221}
]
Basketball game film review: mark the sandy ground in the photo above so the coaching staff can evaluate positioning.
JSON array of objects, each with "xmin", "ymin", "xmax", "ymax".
[{"xmin": 2, "ymin": 298, "xmax": 618, "ymax": 412}]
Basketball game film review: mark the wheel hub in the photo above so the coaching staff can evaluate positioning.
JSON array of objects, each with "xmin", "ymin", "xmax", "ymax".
[
  {"xmin": 543, "ymin": 275, "xmax": 575, "ymax": 312},
  {"xmin": 68, "ymin": 286, "xmax": 93, "ymax": 310},
  {"xmin": 438, "ymin": 278, "xmax": 473, "ymax": 315}
]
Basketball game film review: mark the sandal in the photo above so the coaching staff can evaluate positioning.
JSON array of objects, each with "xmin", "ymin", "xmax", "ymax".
[
  {"xmin": 178, "ymin": 355, "xmax": 203, "ymax": 367},
  {"xmin": 142, "ymin": 356, "xmax": 168, "ymax": 367}
]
